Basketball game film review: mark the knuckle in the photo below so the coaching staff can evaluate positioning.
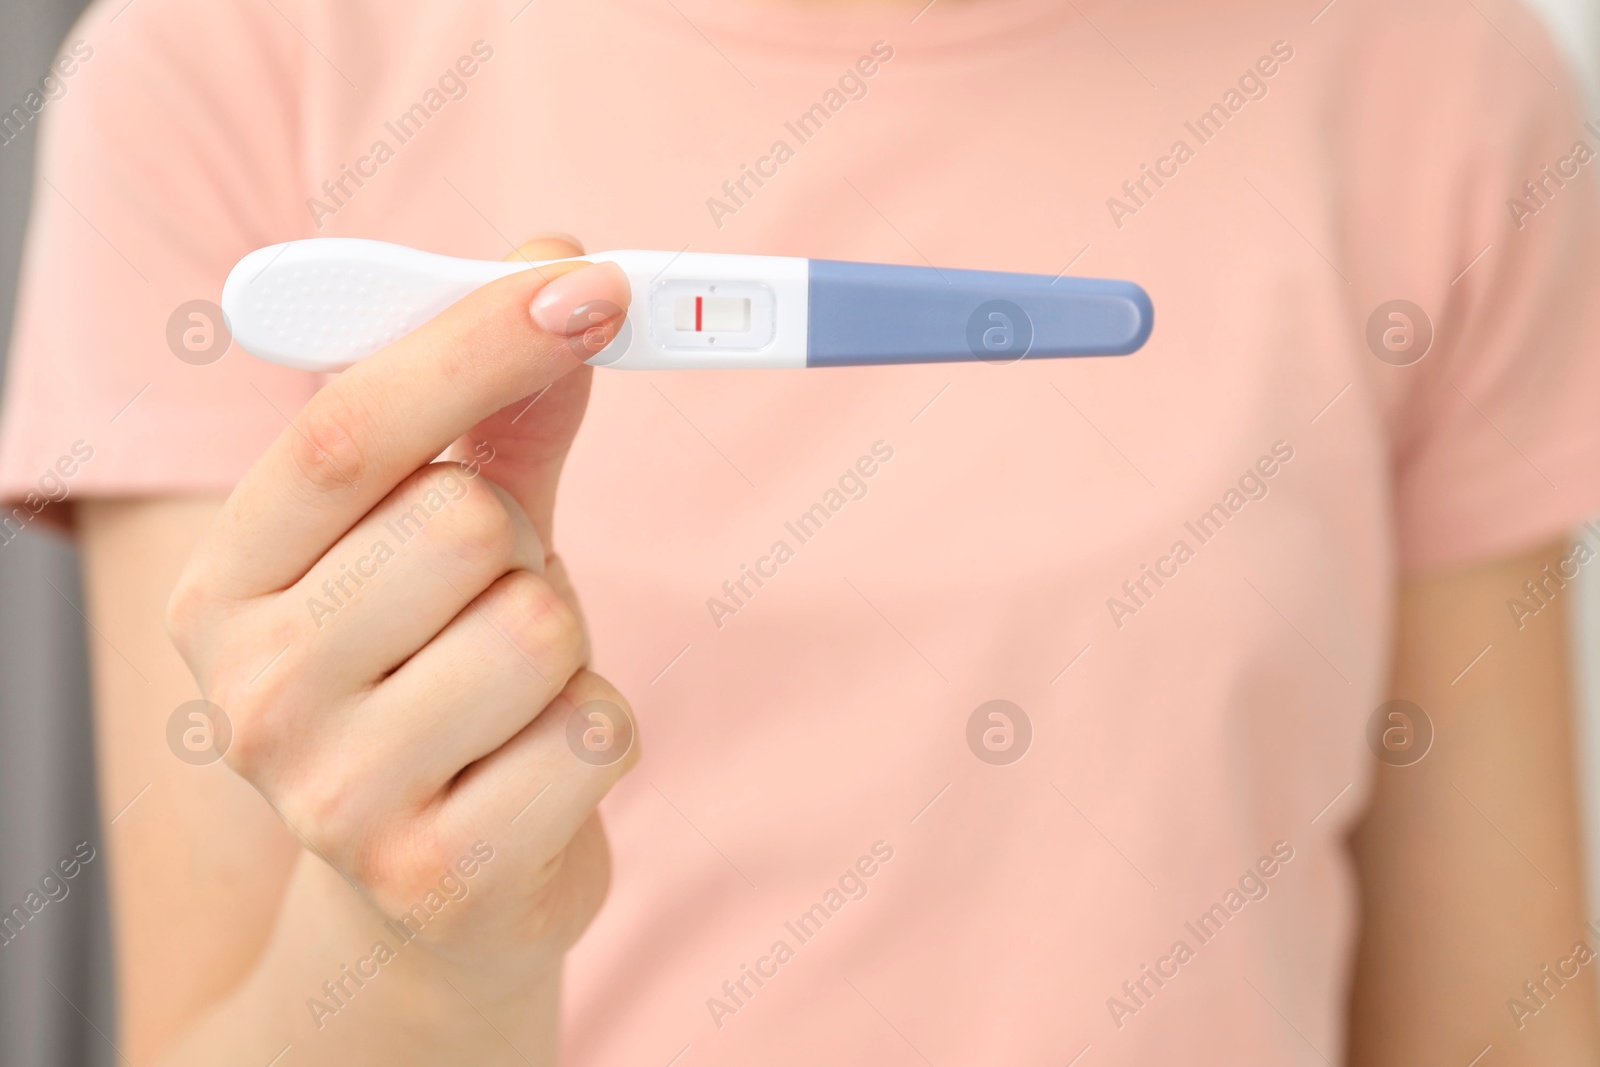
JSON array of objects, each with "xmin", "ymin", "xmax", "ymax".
[
  {"xmin": 209, "ymin": 630, "xmax": 306, "ymax": 781},
  {"xmin": 422, "ymin": 474, "xmax": 514, "ymax": 567},
  {"xmin": 596, "ymin": 694, "xmax": 643, "ymax": 776},
  {"xmin": 288, "ymin": 391, "xmax": 373, "ymax": 495},
  {"xmin": 219, "ymin": 712, "xmax": 273, "ymax": 782},
  {"xmin": 279, "ymin": 768, "xmax": 368, "ymax": 861},
  {"xmin": 617, "ymin": 708, "xmax": 643, "ymax": 772},
  {"xmin": 216, "ymin": 705, "xmax": 270, "ymax": 782},
  {"xmin": 497, "ymin": 571, "xmax": 583, "ymax": 665},
  {"xmin": 602, "ymin": 723, "xmax": 643, "ymax": 779},
  {"xmin": 211, "ymin": 680, "xmax": 281, "ymax": 782},
  {"xmin": 358, "ymin": 827, "xmax": 456, "ymax": 905},
  {"xmin": 567, "ymin": 670, "xmax": 642, "ymax": 777},
  {"xmin": 163, "ymin": 568, "xmax": 208, "ymax": 653}
]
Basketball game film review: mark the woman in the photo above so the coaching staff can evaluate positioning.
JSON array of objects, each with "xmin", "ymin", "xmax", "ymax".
[{"xmin": 2, "ymin": 0, "xmax": 1599, "ymax": 1062}]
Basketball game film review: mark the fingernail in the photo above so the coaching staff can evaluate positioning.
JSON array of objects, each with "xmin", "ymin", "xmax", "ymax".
[{"xmin": 529, "ymin": 261, "xmax": 631, "ymax": 336}]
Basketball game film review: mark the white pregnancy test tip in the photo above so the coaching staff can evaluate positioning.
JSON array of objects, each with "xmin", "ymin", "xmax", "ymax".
[{"xmin": 222, "ymin": 238, "xmax": 519, "ymax": 372}]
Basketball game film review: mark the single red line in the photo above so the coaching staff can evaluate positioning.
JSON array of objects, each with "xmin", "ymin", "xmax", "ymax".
[{"xmin": 695, "ymin": 296, "xmax": 702, "ymax": 331}]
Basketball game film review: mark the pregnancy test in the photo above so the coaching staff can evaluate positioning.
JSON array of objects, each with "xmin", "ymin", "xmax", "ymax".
[{"xmin": 221, "ymin": 238, "xmax": 1152, "ymax": 372}]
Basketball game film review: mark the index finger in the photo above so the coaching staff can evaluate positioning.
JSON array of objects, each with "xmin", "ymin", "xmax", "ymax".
[{"xmin": 197, "ymin": 257, "xmax": 631, "ymax": 599}]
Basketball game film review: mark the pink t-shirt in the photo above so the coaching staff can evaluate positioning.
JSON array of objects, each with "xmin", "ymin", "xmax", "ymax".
[{"xmin": 5, "ymin": 0, "xmax": 1600, "ymax": 1061}]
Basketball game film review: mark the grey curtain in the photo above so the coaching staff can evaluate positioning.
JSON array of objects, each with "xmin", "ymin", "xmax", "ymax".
[{"xmin": 0, "ymin": 1, "xmax": 113, "ymax": 1065}]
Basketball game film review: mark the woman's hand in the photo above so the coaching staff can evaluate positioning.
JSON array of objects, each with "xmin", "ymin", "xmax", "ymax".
[{"xmin": 160, "ymin": 236, "xmax": 636, "ymax": 1060}]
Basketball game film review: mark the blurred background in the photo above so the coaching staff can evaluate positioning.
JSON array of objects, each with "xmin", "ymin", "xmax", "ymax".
[{"xmin": 0, "ymin": 0, "xmax": 1597, "ymax": 1064}]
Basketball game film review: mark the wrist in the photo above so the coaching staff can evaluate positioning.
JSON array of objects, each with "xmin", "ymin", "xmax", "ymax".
[{"xmin": 255, "ymin": 854, "xmax": 564, "ymax": 1062}]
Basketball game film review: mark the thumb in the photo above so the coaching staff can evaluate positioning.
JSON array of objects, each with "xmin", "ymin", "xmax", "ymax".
[{"xmin": 454, "ymin": 236, "xmax": 629, "ymax": 553}]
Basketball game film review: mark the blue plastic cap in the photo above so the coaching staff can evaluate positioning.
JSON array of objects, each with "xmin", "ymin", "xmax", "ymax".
[{"xmin": 806, "ymin": 259, "xmax": 1152, "ymax": 367}]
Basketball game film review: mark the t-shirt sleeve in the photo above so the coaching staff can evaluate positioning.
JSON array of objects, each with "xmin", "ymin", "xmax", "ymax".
[
  {"xmin": 1349, "ymin": 2, "xmax": 1600, "ymax": 574},
  {"xmin": 0, "ymin": 0, "xmax": 321, "ymax": 525}
]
